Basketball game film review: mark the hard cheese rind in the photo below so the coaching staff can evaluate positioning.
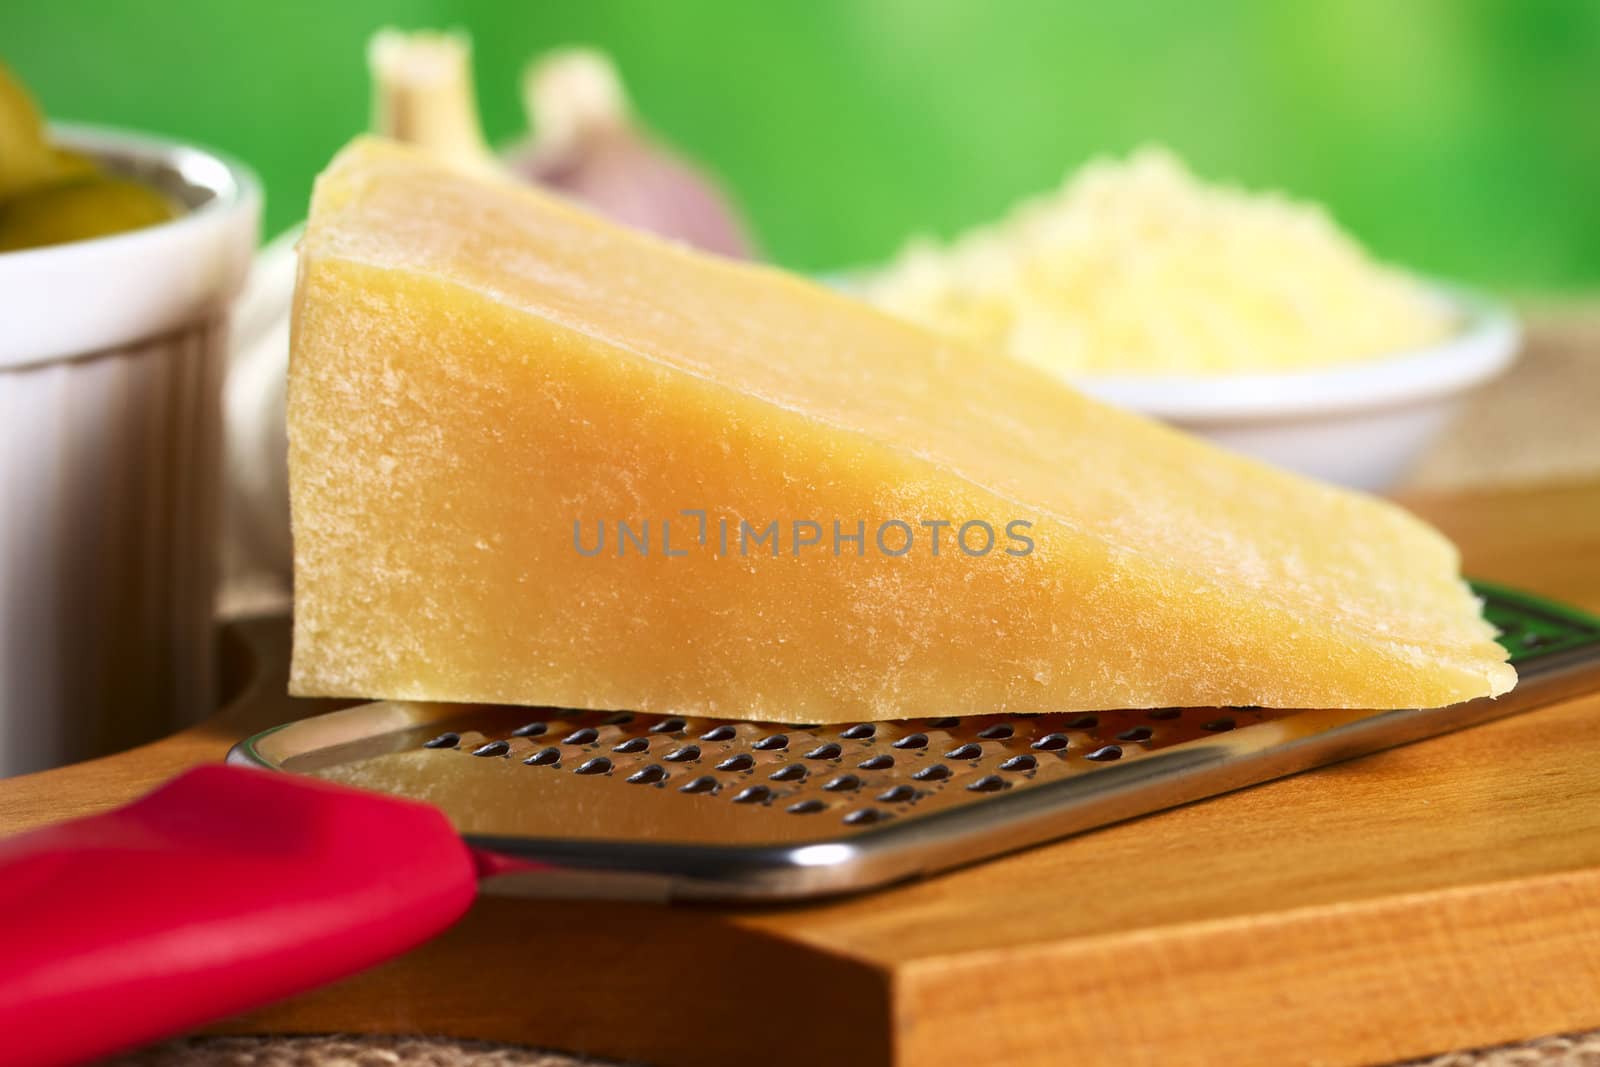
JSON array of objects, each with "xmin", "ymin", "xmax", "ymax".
[{"xmin": 288, "ymin": 138, "xmax": 1514, "ymax": 721}]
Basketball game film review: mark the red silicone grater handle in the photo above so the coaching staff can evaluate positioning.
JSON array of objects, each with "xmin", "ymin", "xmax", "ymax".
[{"xmin": 0, "ymin": 764, "xmax": 480, "ymax": 1067}]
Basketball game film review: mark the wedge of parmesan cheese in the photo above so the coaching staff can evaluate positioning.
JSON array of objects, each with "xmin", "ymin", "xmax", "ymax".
[{"xmin": 287, "ymin": 138, "xmax": 1512, "ymax": 721}]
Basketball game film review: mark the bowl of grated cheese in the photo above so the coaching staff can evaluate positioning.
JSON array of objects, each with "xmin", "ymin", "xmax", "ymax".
[{"xmin": 855, "ymin": 148, "xmax": 1520, "ymax": 491}]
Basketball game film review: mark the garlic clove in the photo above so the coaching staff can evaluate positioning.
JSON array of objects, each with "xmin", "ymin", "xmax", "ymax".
[
  {"xmin": 368, "ymin": 28, "xmax": 499, "ymax": 174},
  {"xmin": 509, "ymin": 48, "xmax": 753, "ymax": 259}
]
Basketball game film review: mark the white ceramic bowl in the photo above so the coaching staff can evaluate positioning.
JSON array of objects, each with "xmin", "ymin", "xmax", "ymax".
[
  {"xmin": 1068, "ymin": 288, "xmax": 1520, "ymax": 490},
  {"xmin": 0, "ymin": 125, "xmax": 260, "ymax": 777}
]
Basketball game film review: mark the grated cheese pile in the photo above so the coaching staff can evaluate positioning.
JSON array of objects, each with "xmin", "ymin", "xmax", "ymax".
[{"xmin": 858, "ymin": 148, "xmax": 1456, "ymax": 376}]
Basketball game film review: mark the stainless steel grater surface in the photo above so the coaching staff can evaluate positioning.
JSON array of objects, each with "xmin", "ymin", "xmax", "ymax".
[{"xmin": 231, "ymin": 582, "xmax": 1600, "ymax": 902}]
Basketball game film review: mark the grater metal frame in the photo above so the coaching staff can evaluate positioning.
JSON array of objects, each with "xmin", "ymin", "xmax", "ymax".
[{"xmin": 230, "ymin": 582, "xmax": 1600, "ymax": 902}]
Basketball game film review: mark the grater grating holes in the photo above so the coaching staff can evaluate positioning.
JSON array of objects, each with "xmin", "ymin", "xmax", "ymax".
[
  {"xmin": 412, "ymin": 704, "xmax": 1291, "ymax": 831},
  {"xmin": 732, "ymin": 785, "xmax": 772, "ymax": 805}
]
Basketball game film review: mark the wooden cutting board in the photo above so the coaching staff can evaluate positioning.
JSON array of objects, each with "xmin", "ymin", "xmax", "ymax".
[{"xmin": 4, "ymin": 481, "xmax": 1599, "ymax": 1067}]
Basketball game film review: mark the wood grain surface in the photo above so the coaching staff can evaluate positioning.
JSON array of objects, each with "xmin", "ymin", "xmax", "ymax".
[{"xmin": 3, "ymin": 481, "xmax": 1599, "ymax": 1067}]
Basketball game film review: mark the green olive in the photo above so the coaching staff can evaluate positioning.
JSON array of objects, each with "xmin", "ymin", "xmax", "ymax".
[
  {"xmin": 45, "ymin": 147, "xmax": 100, "ymax": 184},
  {"xmin": 0, "ymin": 63, "xmax": 56, "ymax": 198},
  {"xmin": 0, "ymin": 175, "xmax": 180, "ymax": 252}
]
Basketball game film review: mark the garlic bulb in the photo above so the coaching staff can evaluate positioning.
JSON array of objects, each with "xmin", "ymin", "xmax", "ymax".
[
  {"xmin": 507, "ymin": 49, "xmax": 753, "ymax": 258},
  {"xmin": 368, "ymin": 34, "xmax": 753, "ymax": 257},
  {"xmin": 220, "ymin": 225, "xmax": 298, "ymax": 611}
]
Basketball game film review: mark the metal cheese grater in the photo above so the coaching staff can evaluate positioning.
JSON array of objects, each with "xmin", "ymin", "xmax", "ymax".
[{"xmin": 230, "ymin": 581, "xmax": 1600, "ymax": 902}]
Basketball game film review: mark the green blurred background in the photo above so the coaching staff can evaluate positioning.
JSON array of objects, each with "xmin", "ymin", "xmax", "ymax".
[{"xmin": 5, "ymin": 0, "xmax": 1599, "ymax": 290}]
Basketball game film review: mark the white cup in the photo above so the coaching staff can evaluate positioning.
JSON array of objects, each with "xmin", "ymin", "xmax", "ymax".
[{"xmin": 0, "ymin": 125, "xmax": 260, "ymax": 777}]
